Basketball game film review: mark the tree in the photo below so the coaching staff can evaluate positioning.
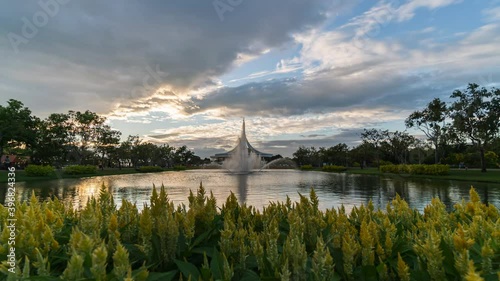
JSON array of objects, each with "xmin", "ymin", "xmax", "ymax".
[
  {"xmin": 32, "ymin": 113, "xmax": 72, "ymax": 165},
  {"xmin": 154, "ymin": 144, "xmax": 174, "ymax": 167},
  {"xmin": 293, "ymin": 146, "xmax": 311, "ymax": 166},
  {"xmin": 174, "ymin": 145, "xmax": 195, "ymax": 166},
  {"xmin": 449, "ymin": 83, "xmax": 500, "ymax": 172},
  {"xmin": 0, "ymin": 99, "xmax": 39, "ymax": 155},
  {"xmin": 95, "ymin": 125, "xmax": 122, "ymax": 169},
  {"xmin": 116, "ymin": 136, "xmax": 135, "ymax": 169},
  {"xmin": 350, "ymin": 142, "xmax": 374, "ymax": 169},
  {"xmin": 67, "ymin": 110, "xmax": 107, "ymax": 164},
  {"xmin": 405, "ymin": 98, "xmax": 448, "ymax": 164},
  {"xmin": 410, "ymin": 138, "xmax": 430, "ymax": 164},
  {"xmin": 385, "ymin": 131, "xmax": 416, "ymax": 164},
  {"xmin": 361, "ymin": 128, "xmax": 388, "ymax": 168},
  {"xmin": 135, "ymin": 142, "xmax": 158, "ymax": 166},
  {"xmin": 127, "ymin": 135, "xmax": 142, "ymax": 168},
  {"xmin": 324, "ymin": 143, "xmax": 349, "ymax": 166}
]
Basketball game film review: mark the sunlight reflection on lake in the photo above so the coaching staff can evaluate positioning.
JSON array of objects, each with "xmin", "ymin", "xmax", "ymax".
[{"xmin": 2, "ymin": 170, "xmax": 499, "ymax": 213}]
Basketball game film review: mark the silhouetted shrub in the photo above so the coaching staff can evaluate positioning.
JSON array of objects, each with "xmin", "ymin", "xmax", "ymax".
[
  {"xmin": 380, "ymin": 164, "xmax": 449, "ymax": 175},
  {"xmin": 63, "ymin": 165, "xmax": 97, "ymax": 175},
  {"xmin": 300, "ymin": 164, "xmax": 314, "ymax": 170},
  {"xmin": 25, "ymin": 164, "xmax": 54, "ymax": 176},
  {"xmin": 322, "ymin": 165, "xmax": 347, "ymax": 172}
]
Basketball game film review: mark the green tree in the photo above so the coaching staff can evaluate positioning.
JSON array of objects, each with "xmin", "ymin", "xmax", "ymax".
[
  {"xmin": 174, "ymin": 145, "xmax": 195, "ymax": 166},
  {"xmin": 136, "ymin": 142, "xmax": 158, "ymax": 166},
  {"xmin": 405, "ymin": 98, "xmax": 448, "ymax": 164},
  {"xmin": 449, "ymin": 83, "xmax": 500, "ymax": 172},
  {"xmin": 154, "ymin": 144, "xmax": 174, "ymax": 167},
  {"xmin": 410, "ymin": 138, "xmax": 430, "ymax": 164},
  {"xmin": 361, "ymin": 128, "xmax": 388, "ymax": 168},
  {"xmin": 385, "ymin": 131, "xmax": 416, "ymax": 164},
  {"xmin": 126, "ymin": 135, "xmax": 142, "ymax": 168},
  {"xmin": 0, "ymin": 99, "xmax": 39, "ymax": 155},
  {"xmin": 293, "ymin": 146, "xmax": 320, "ymax": 166},
  {"xmin": 67, "ymin": 110, "xmax": 107, "ymax": 164},
  {"xmin": 324, "ymin": 143, "xmax": 349, "ymax": 166},
  {"xmin": 32, "ymin": 113, "xmax": 72, "ymax": 165},
  {"xmin": 116, "ymin": 136, "xmax": 135, "ymax": 169},
  {"xmin": 350, "ymin": 142, "xmax": 375, "ymax": 169},
  {"xmin": 95, "ymin": 125, "xmax": 122, "ymax": 169}
]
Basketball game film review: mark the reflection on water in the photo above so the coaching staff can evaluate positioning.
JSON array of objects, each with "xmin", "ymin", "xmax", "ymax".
[{"xmin": 1, "ymin": 170, "xmax": 499, "ymax": 213}]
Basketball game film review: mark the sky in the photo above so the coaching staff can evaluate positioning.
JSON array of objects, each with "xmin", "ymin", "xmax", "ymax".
[{"xmin": 1, "ymin": 0, "xmax": 499, "ymax": 158}]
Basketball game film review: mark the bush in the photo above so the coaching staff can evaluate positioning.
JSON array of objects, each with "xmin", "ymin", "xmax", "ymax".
[
  {"xmin": 380, "ymin": 164, "xmax": 449, "ymax": 175},
  {"xmin": 485, "ymin": 151, "xmax": 499, "ymax": 168},
  {"xmin": 63, "ymin": 165, "xmax": 97, "ymax": 175},
  {"xmin": 353, "ymin": 162, "xmax": 361, "ymax": 167},
  {"xmin": 24, "ymin": 164, "xmax": 54, "ymax": 176},
  {"xmin": 378, "ymin": 160, "xmax": 393, "ymax": 167},
  {"xmin": 0, "ymin": 186, "xmax": 497, "ymax": 280},
  {"xmin": 322, "ymin": 165, "xmax": 347, "ymax": 172},
  {"xmin": 138, "ymin": 166, "xmax": 163, "ymax": 173},
  {"xmin": 300, "ymin": 164, "xmax": 314, "ymax": 170},
  {"xmin": 173, "ymin": 165, "xmax": 187, "ymax": 171}
]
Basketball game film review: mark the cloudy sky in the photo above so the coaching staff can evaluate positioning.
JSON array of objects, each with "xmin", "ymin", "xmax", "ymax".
[{"xmin": 1, "ymin": 0, "xmax": 499, "ymax": 158}]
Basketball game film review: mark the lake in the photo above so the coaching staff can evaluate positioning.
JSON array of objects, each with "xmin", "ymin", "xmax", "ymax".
[{"xmin": 2, "ymin": 169, "xmax": 499, "ymax": 212}]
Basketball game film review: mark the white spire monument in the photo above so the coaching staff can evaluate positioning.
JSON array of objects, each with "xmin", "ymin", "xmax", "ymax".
[{"xmin": 212, "ymin": 118, "xmax": 273, "ymax": 174}]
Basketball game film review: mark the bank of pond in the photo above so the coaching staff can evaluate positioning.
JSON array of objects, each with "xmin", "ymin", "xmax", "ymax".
[
  {"xmin": 0, "ymin": 185, "xmax": 498, "ymax": 280},
  {"xmin": 2, "ymin": 163, "xmax": 500, "ymax": 184}
]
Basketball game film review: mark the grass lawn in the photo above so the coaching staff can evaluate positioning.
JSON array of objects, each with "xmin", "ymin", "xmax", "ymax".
[
  {"xmin": 0, "ymin": 168, "xmax": 142, "ymax": 183},
  {"xmin": 346, "ymin": 167, "xmax": 500, "ymax": 183}
]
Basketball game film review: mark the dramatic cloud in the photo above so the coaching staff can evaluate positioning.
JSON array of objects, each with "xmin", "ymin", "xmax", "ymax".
[
  {"xmin": 0, "ymin": 0, "xmax": 338, "ymax": 116},
  {"xmin": 168, "ymin": 22, "xmax": 500, "ymax": 119},
  {"xmin": 1, "ymin": 0, "xmax": 498, "ymax": 157}
]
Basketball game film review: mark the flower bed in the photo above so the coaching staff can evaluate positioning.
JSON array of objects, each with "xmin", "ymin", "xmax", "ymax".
[
  {"xmin": 380, "ymin": 164, "xmax": 450, "ymax": 175},
  {"xmin": 0, "ymin": 185, "xmax": 497, "ymax": 280}
]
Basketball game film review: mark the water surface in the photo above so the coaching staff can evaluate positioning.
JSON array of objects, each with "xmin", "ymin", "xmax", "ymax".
[{"xmin": 2, "ymin": 170, "xmax": 499, "ymax": 212}]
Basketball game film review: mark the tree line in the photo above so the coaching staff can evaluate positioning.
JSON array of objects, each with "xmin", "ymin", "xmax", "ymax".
[
  {"xmin": 0, "ymin": 101, "xmax": 208, "ymax": 169},
  {"xmin": 293, "ymin": 83, "xmax": 500, "ymax": 172}
]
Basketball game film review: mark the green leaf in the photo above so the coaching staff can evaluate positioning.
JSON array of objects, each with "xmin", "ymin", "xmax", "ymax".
[
  {"xmin": 239, "ymin": 269, "xmax": 261, "ymax": 281},
  {"xmin": 410, "ymin": 269, "xmax": 430, "ymax": 281},
  {"xmin": 191, "ymin": 246, "xmax": 215, "ymax": 257},
  {"xmin": 439, "ymin": 238, "xmax": 458, "ymax": 279},
  {"xmin": 200, "ymin": 267, "xmax": 212, "ymax": 280},
  {"xmin": 147, "ymin": 270, "xmax": 178, "ymax": 281},
  {"xmin": 174, "ymin": 259, "xmax": 201, "ymax": 281},
  {"xmin": 354, "ymin": 265, "xmax": 378, "ymax": 281},
  {"xmin": 24, "ymin": 277, "xmax": 61, "ymax": 281},
  {"xmin": 210, "ymin": 248, "xmax": 224, "ymax": 280},
  {"xmin": 189, "ymin": 228, "xmax": 214, "ymax": 250}
]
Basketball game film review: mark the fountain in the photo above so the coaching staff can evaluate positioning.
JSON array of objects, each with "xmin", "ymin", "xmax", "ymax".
[{"xmin": 215, "ymin": 119, "xmax": 272, "ymax": 174}]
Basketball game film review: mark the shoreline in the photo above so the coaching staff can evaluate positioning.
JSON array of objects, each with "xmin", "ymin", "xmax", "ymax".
[
  {"xmin": 345, "ymin": 167, "xmax": 500, "ymax": 184},
  {"xmin": 2, "ymin": 167, "xmax": 500, "ymax": 184}
]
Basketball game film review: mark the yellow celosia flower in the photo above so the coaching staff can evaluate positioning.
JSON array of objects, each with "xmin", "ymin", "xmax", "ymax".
[
  {"xmin": 112, "ymin": 242, "xmax": 130, "ymax": 279},
  {"xmin": 90, "ymin": 243, "xmax": 107, "ymax": 281},
  {"xmin": 465, "ymin": 260, "xmax": 484, "ymax": 281},
  {"xmin": 397, "ymin": 253, "xmax": 410, "ymax": 281},
  {"xmin": 453, "ymin": 224, "xmax": 475, "ymax": 251},
  {"xmin": 61, "ymin": 252, "xmax": 84, "ymax": 280}
]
